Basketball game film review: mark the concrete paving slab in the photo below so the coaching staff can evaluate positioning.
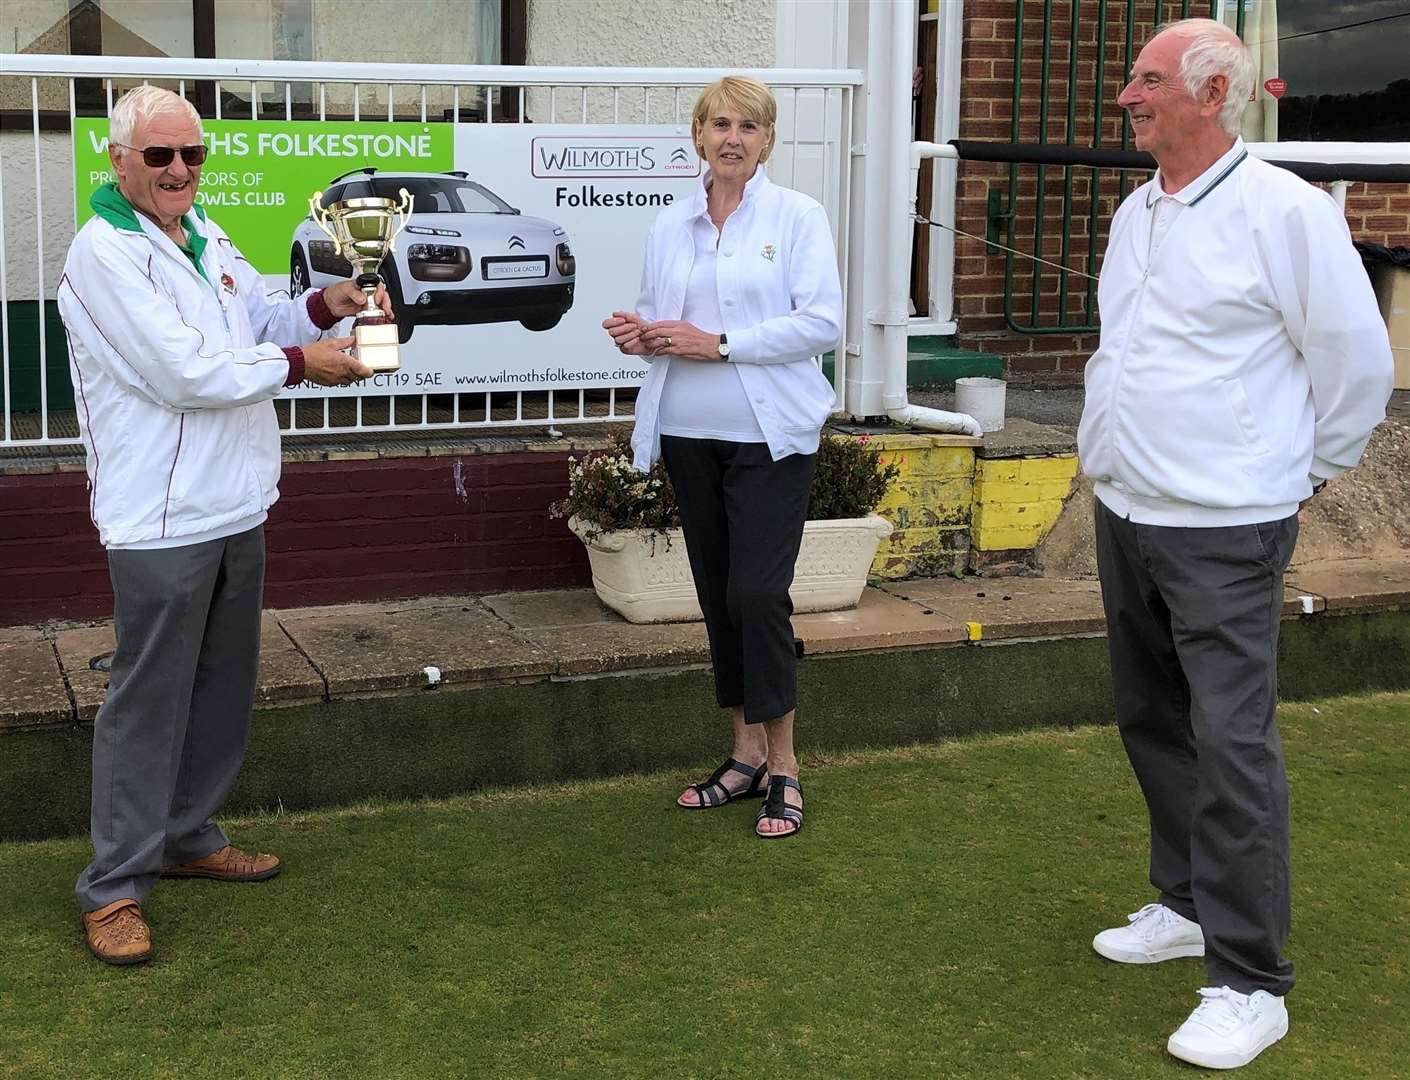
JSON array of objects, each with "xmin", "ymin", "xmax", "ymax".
[
  {"xmin": 974, "ymin": 418, "xmax": 1077, "ymax": 459},
  {"xmin": 53, "ymin": 624, "xmax": 115, "ymax": 722},
  {"xmin": 254, "ymin": 613, "xmax": 327, "ymax": 707},
  {"xmin": 792, "ymin": 587, "xmax": 969, "ymax": 654},
  {"xmin": 0, "ymin": 628, "xmax": 70, "ymax": 729},
  {"xmin": 482, "ymin": 588, "xmax": 616, "ymax": 629},
  {"xmin": 520, "ymin": 620, "xmax": 710, "ymax": 676},
  {"xmin": 1286, "ymin": 558, "xmax": 1410, "ymax": 614},
  {"xmin": 827, "ymin": 421, "xmax": 982, "ymax": 447},
  {"xmin": 279, "ymin": 600, "xmax": 552, "ymax": 695},
  {"xmin": 269, "ymin": 595, "xmax": 483, "ymax": 621},
  {"xmin": 53, "ymin": 615, "xmax": 326, "ymax": 719},
  {"xmin": 880, "ymin": 576, "xmax": 1107, "ymax": 639}
]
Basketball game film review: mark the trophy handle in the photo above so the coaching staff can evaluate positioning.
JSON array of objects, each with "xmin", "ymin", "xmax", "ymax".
[
  {"xmin": 388, "ymin": 188, "xmax": 413, "ymax": 247},
  {"xmin": 308, "ymin": 190, "xmax": 343, "ymax": 257}
]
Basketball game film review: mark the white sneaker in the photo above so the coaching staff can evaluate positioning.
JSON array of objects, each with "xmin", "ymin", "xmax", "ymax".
[
  {"xmin": 1167, "ymin": 986, "xmax": 1288, "ymax": 1069},
  {"xmin": 1092, "ymin": 902, "xmax": 1205, "ymax": 964}
]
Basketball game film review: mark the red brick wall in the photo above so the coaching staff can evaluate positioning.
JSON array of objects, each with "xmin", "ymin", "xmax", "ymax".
[
  {"xmin": 0, "ymin": 472, "xmax": 111, "ymax": 626},
  {"xmin": 0, "ymin": 452, "xmax": 589, "ymax": 627},
  {"xmin": 952, "ymin": 0, "xmax": 1410, "ymax": 385}
]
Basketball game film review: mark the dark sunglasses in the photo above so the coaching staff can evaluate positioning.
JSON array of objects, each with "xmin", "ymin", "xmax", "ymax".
[{"xmin": 117, "ymin": 143, "xmax": 209, "ymax": 168}]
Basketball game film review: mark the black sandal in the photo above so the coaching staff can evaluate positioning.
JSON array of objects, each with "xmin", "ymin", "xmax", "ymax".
[
  {"xmin": 678, "ymin": 757, "xmax": 769, "ymax": 810},
  {"xmin": 755, "ymin": 775, "xmax": 804, "ymax": 839}
]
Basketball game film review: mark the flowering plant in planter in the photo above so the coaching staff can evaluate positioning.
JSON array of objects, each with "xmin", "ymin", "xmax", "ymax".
[
  {"xmin": 550, "ymin": 432, "xmax": 679, "ymax": 546},
  {"xmin": 551, "ymin": 430, "xmax": 900, "ymax": 538},
  {"xmin": 553, "ymin": 432, "xmax": 903, "ymax": 623}
]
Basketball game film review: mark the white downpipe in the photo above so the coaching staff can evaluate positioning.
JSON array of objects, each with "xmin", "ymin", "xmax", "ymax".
[
  {"xmin": 886, "ymin": 397, "xmax": 983, "ymax": 436},
  {"xmin": 924, "ymin": 0, "xmax": 965, "ymax": 331},
  {"xmin": 859, "ymin": 0, "xmax": 981, "ymax": 436},
  {"xmin": 885, "ymin": 128, "xmax": 975, "ymax": 439}
]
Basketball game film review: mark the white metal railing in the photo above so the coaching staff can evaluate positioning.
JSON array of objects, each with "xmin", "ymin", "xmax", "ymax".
[{"xmin": 0, "ymin": 55, "xmax": 862, "ymax": 448}]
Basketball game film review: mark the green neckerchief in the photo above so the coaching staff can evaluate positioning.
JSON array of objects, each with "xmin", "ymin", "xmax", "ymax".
[{"xmin": 89, "ymin": 181, "xmax": 210, "ymax": 282}]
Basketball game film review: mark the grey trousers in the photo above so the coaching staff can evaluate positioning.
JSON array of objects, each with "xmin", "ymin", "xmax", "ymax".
[
  {"xmin": 75, "ymin": 525, "xmax": 265, "ymax": 913},
  {"xmin": 1094, "ymin": 499, "xmax": 1298, "ymax": 997}
]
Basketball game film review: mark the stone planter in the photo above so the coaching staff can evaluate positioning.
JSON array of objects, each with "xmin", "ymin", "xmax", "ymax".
[{"xmin": 568, "ymin": 515, "xmax": 894, "ymax": 624}]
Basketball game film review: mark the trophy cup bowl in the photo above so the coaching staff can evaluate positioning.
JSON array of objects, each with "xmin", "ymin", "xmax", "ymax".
[{"xmin": 309, "ymin": 188, "xmax": 412, "ymax": 374}]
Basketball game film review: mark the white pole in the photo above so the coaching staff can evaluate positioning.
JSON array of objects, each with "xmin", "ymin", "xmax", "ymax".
[
  {"xmin": 877, "ymin": 0, "xmax": 915, "ymax": 419},
  {"xmin": 853, "ymin": 0, "xmax": 978, "ymax": 434},
  {"xmin": 849, "ymin": 0, "xmax": 905, "ymax": 418},
  {"xmin": 930, "ymin": 0, "xmax": 964, "ymax": 329}
]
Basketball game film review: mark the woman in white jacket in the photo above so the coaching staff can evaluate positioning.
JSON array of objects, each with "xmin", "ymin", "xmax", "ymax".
[{"xmin": 603, "ymin": 76, "xmax": 842, "ymax": 839}]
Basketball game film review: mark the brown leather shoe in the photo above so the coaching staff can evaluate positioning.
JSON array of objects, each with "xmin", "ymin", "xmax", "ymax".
[
  {"xmin": 82, "ymin": 899, "xmax": 151, "ymax": 966},
  {"xmin": 160, "ymin": 844, "xmax": 281, "ymax": 882}
]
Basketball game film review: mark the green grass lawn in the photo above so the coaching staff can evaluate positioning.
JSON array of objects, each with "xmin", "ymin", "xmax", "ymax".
[{"xmin": 2, "ymin": 693, "xmax": 1406, "ymax": 1080}]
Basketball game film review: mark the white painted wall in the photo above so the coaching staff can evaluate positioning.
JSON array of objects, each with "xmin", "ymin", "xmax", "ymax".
[
  {"xmin": 526, "ymin": 0, "xmax": 775, "ymax": 69},
  {"xmin": 0, "ymin": 131, "xmax": 73, "ymax": 301},
  {"xmin": 520, "ymin": 0, "xmax": 776, "ymax": 126}
]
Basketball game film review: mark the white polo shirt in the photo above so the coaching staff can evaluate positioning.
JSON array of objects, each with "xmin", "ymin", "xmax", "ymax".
[
  {"xmin": 657, "ymin": 214, "xmax": 767, "ymax": 442},
  {"xmin": 629, "ymin": 168, "xmax": 842, "ymax": 471},
  {"xmin": 1077, "ymin": 138, "xmax": 1394, "ymax": 527}
]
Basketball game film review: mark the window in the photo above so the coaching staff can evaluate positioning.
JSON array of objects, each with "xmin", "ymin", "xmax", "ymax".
[
  {"xmin": 1231, "ymin": 0, "xmax": 1410, "ymax": 141},
  {"xmin": 1, "ymin": 0, "xmax": 527, "ymax": 127},
  {"xmin": 339, "ymin": 180, "xmax": 376, "ymax": 200},
  {"xmin": 373, "ymin": 178, "xmax": 514, "ymax": 215},
  {"xmin": 4, "ymin": 0, "xmax": 191, "ymax": 58},
  {"xmin": 447, "ymin": 181, "xmax": 514, "ymax": 215}
]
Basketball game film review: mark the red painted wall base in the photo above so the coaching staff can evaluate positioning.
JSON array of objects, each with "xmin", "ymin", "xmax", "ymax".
[{"xmin": 0, "ymin": 451, "xmax": 590, "ymax": 627}]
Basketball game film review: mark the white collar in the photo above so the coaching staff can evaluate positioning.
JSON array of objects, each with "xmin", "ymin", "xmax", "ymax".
[
  {"xmin": 1147, "ymin": 138, "xmax": 1247, "ymax": 208},
  {"xmin": 685, "ymin": 165, "xmax": 771, "ymax": 220}
]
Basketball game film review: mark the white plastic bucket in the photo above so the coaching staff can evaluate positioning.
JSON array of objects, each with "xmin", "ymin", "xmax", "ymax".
[{"xmin": 955, "ymin": 377, "xmax": 1006, "ymax": 433}]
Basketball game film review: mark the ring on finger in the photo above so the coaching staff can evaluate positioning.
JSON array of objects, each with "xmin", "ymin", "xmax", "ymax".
[{"xmin": 665, "ymin": 336, "xmax": 673, "ymax": 347}]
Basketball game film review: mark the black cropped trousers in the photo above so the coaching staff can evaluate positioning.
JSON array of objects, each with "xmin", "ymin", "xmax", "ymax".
[{"xmin": 660, "ymin": 435, "xmax": 815, "ymax": 724}]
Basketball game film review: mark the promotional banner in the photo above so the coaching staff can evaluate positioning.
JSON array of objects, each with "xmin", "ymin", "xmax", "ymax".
[
  {"xmin": 73, "ymin": 120, "xmax": 702, "ymax": 395},
  {"xmin": 74, "ymin": 119, "xmax": 455, "ymax": 276}
]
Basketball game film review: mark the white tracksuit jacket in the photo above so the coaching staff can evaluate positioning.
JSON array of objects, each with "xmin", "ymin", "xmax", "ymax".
[
  {"xmin": 1077, "ymin": 142, "xmax": 1394, "ymax": 527},
  {"xmin": 58, "ymin": 184, "xmax": 324, "ymax": 547}
]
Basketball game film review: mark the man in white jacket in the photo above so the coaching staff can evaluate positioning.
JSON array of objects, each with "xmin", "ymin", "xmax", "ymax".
[
  {"xmin": 1077, "ymin": 19, "xmax": 1393, "ymax": 1070},
  {"xmin": 59, "ymin": 86, "xmax": 382, "ymax": 966}
]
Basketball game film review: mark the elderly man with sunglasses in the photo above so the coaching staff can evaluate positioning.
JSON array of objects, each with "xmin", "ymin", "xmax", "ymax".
[{"xmin": 57, "ymin": 85, "xmax": 389, "ymax": 966}]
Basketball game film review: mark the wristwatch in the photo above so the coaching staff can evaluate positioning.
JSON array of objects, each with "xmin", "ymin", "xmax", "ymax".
[
  {"xmin": 1311, "ymin": 479, "xmax": 1327, "ymax": 496},
  {"xmin": 717, "ymin": 332, "xmax": 731, "ymax": 360}
]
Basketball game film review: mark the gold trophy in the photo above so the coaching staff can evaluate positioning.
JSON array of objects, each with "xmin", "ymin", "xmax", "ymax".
[{"xmin": 309, "ymin": 187, "xmax": 412, "ymax": 372}]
